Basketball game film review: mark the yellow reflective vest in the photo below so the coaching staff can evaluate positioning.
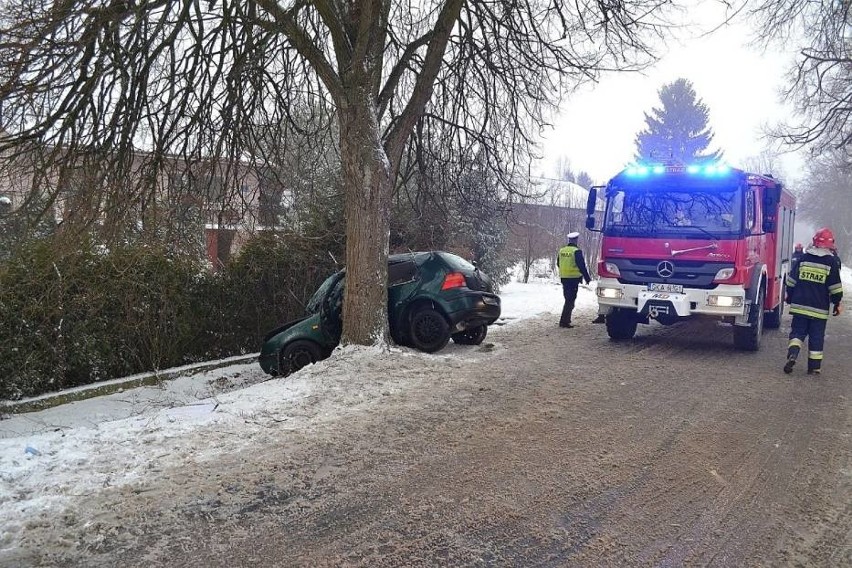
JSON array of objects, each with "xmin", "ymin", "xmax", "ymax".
[{"xmin": 558, "ymin": 245, "xmax": 582, "ymax": 279}]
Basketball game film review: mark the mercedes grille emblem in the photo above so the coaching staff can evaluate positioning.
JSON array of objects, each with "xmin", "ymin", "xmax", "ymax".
[{"xmin": 657, "ymin": 261, "xmax": 674, "ymax": 278}]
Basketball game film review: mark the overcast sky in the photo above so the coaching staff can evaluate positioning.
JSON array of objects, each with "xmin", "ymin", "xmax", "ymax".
[{"xmin": 538, "ymin": 2, "xmax": 803, "ymax": 185}]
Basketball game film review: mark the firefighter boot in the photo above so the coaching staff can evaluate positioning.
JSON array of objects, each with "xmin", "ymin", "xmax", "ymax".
[
  {"xmin": 807, "ymin": 352, "xmax": 823, "ymax": 375},
  {"xmin": 784, "ymin": 349, "xmax": 799, "ymax": 375},
  {"xmin": 784, "ymin": 342, "xmax": 802, "ymax": 374}
]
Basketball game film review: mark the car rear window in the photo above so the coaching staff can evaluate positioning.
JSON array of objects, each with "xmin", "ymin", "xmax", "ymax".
[
  {"xmin": 388, "ymin": 260, "xmax": 417, "ymax": 286},
  {"xmin": 437, "ymin": 252, "xmax": 475, "ymax": 272}
]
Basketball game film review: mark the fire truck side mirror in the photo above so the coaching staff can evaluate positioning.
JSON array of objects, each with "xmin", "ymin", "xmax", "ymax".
[{"xmin": 585, "ymin": 186, "xmax": 600, "ymax": 230}]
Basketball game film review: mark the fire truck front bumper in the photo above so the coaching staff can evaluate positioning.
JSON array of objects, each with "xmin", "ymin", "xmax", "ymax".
[{"xmin": 594, "ymin": 279, "xmax": 749, "ymax": 321}]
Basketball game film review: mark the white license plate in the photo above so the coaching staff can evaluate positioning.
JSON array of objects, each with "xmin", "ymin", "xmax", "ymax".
[{"xmin": 649, "ymin": 283, "xmax": 683, "ymax": 293}]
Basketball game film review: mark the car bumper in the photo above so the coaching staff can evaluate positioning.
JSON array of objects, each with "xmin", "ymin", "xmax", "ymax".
[
  {"xmin": 445, "ymin": 292, "xmax": 501, "ymax": 332},
  {"xmin": 595, "ymin": 278, "xmax": 749, "ymax": 321},
  {"xmin": 258, "ymin": 350, "xmax": 280, "ymax": 375}
]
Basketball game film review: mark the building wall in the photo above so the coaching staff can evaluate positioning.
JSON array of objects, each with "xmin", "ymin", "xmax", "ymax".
[{"xmin": 0, "ymin": 146, "xmax": 276, "ymax": 268}]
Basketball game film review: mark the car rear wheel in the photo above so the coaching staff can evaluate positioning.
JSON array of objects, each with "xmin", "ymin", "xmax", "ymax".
[
  {"xmin": 280, "ymin": 340, "xmax": 322, "ymax": 376},
  {"xmin": 409, "ymin": 308, "xmax": 450, "ymax": 353},
  {"xmin": 452, "ymin": 325, "xmax": 488, "ymax": 345}
]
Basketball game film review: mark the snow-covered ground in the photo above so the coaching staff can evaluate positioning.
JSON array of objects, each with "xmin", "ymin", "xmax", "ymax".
[
  {"xmin": 0, "ymin": 267, "xmax": 595, "ymax": 556},
  {"xmin": 2, "ymin": 263, "xmax": 849, "ymax": 559}
]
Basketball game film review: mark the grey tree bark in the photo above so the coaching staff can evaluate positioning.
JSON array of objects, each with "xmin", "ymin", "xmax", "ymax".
[{"xmin": 339, "ymin": 91, "xmax": 392, "ymax": 343}]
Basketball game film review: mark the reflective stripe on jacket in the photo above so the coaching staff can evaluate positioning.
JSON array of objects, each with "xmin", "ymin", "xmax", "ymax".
[
  {"xmin": 558, "ymin": 245, "xmax": 582, "ymax": 279},
  {"xmin": 787, "ymin": 247, "xmax": 843, "ymax": 320}
]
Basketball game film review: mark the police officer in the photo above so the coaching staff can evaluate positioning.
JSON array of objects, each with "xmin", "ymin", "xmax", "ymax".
[
  {"xmin": 783, "ymin": 227, "xmax": 844, "ymax": 375},
  {"xmin": 557, "ymin": 232, "xmax": 591, "ymax": 328}
]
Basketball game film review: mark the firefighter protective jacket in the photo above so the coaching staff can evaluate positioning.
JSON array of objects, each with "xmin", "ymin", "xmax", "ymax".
[{"xmin": 786, "ymin": 246, "xmax": 843, "ymax": 320}]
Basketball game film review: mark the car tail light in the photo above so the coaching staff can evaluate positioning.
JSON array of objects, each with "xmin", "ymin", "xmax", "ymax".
[{"xmin": 441, "ymin": 272, "xmax": 467, "ymax": 290}]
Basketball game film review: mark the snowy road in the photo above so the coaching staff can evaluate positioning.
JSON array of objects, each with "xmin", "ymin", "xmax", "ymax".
[{"xmin": 1, "ymin": 275, "xmax": 850, "ymax": 567}]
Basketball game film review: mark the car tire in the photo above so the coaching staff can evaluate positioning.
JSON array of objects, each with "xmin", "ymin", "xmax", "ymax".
[
  {"xmin": 452, "ymin": 325, "xmax": 488, "ymax": 345},
  {"xmin": 409, "ymin": 308, "xmax": 451, "ymax": 353},
  {"xmin": 280, "ymin": 340, "xmax": 322, "ymax": 376}
]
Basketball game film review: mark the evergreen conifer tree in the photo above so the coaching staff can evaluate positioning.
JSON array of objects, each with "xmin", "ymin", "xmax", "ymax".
[{"xmin": 635, "ymin": 78, "xmax": 722, "ymax": 164}]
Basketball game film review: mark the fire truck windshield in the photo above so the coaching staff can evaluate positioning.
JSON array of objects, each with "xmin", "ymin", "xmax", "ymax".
[{"xmin": 603, "ymin": 188, "xmax": 742, "ymax": 238}]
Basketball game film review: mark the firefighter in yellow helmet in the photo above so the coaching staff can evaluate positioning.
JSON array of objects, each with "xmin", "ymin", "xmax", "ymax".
[
  {"xmin": 783, "ymin": 227, "xmax": 843, "ymax": 375},
  {"xmin": 557, "ymin": 232, "xmax": 591, "ymax": 328}
]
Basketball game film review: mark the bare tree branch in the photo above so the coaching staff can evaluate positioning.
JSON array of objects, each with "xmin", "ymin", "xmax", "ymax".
[
  {"xmin": 0, "ymin": 0, "xmax": 676, "ymax": 345},
  {"xmin": 734, "ymin": 0, "xmax": 852, "ymax": 161}
]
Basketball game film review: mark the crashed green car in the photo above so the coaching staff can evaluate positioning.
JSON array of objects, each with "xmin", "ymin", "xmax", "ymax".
[{"xmin": 259, "ymin": 251, "xmax": 501, "ymax": 376}]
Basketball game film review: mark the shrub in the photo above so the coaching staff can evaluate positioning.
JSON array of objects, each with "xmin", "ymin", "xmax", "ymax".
[
  {"xmin": 204, "ymin": 231, "xmax": 343, "ymax": 357},
  {"xmin": 0, "ymin": 231, "xmax": 344, "ymax": 400}
]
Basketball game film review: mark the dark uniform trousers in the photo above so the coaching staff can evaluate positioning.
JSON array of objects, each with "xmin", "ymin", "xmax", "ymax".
[
  {"xmin": 560, "ymin": 278, "xmax": 581, "ymax": 327},
  {"xmin": 788, "ymin": 316, "xmax": 827, "ymax": 373}
]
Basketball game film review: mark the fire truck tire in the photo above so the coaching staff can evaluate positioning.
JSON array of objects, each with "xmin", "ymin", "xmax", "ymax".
[
  {"xmin": 764, "ymin": 301, "xmax": 783, "ymax": 329},
  {"xmin": 734, "ymin": 287, "xmax": 765, "ymax": 351},
  {"xmin": 606, "ymin": 309, "xmax": 638, "ymax": 341}
]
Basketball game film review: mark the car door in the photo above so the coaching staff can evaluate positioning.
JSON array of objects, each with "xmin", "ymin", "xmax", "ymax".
[
  {"xmin": 387, "ymin": 258, "xmax": 420, "ymax": 343},
  {"xmin": 319, "ymin": 271, "xmax": 346, "ymax": 342}
]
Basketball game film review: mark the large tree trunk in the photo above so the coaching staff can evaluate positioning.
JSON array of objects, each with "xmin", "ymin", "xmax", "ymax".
[{"xmin": 338, "ymin": 92, "xmax": 392, "ymax": 347}]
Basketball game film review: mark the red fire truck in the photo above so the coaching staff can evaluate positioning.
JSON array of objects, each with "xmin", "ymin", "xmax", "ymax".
[{"xmin": 585, "ymin": 163, "xmax": 796, "ymax": 350}]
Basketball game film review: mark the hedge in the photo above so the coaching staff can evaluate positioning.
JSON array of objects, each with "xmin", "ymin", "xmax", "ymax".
[{"xmin": 0, "ymin": 233, "xmax": 340, "ymax": 400}]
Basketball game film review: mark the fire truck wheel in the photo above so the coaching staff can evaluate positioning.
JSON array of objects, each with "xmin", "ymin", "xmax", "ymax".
[
  {"xmin": 606, "ymin": 309, "xmax": 638, "ymax": 341},
  {"xmin": 733, "ymin": 287, "xmax": 765, "ymax": 351},
  {"xmin": 764, "ymin": 301, "xmax": 783, "ymax": 329}
]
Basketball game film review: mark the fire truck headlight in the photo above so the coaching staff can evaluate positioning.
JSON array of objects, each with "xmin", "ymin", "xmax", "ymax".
[
  {"xmin": 602, "ymin": 262, "xmax": 621, "ymax": 277},
  {"xmin": 707, "ymin": 295, "xmax": 743, "ymax": 307},
  {"xmin": 597, "ymin": 287, "xmax": 623, "ymax": 299},
  {"xmin": 713, "ymin": 267, "xmax": 736, "ymax": 281}
]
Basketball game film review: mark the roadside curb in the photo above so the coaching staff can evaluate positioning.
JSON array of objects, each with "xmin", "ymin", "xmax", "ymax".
[{"xmin": 0, "ymin": 354, "xmax": 259, "ymax": 415}]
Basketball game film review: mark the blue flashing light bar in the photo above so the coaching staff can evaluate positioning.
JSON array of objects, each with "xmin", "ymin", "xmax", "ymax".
[{"xmin": 624, "ymin": 162, "xmax": 732, "ymax": 177}]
